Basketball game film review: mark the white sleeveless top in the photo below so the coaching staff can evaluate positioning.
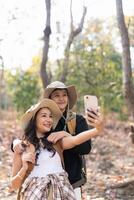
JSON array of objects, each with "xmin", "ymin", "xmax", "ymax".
[{"xmin": 29, "ymin": 148, "xmax": 64, "ymax": 177}]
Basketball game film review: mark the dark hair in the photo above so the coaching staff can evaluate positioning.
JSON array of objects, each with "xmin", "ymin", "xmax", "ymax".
[{"xmin": 22, "ymin": 108, "xmax": 56, "ymax": 164}]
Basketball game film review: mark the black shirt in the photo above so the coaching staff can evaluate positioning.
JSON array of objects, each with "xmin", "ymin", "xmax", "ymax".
[{"xmin": 54, "ymin": 112, "xmax": 92, "ymax": 185}]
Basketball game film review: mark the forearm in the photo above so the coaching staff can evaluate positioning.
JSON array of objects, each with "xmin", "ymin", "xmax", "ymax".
[
  {"xmin": 62, "ymin": 128, "xmax": 98, "ymax": 150},
  {"xmin": 73, "ymin": 128, "xmax": 98, "ymax": 146},
  {"xmin": 11, "ymin": 166, "xmax": 27, "ymax": 190}
]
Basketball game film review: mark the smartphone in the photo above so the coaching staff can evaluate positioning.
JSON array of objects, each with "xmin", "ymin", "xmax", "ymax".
[{"xmin": 84, "ymin": 95, "xmax": 98, "ymax": 113}]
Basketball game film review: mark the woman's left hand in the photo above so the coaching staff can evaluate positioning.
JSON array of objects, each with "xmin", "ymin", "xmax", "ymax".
[{"xmin": 47, "ymin": 131, "xmax": 70, "ymax": 144}]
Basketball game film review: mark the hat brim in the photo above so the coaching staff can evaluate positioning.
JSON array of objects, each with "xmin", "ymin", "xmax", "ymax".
[
  {"xmin": 44, "ymin": 85, "xmax": 77, "ymax": 109},
  {"xmin": 21, "ymin": 99, "xmax": 62, "ymax": 130}
]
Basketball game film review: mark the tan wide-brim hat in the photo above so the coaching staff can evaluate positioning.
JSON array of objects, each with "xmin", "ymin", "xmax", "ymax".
[
  {"xmin": 21, "ymin": 98, "xmax": 62, "ymax": 130},
  {"xmin": 44, "ymin": 81, "xmax": 77, "ymax": 109}
]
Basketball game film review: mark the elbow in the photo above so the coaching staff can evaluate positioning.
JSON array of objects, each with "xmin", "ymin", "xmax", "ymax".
[
  {"xmin": 11, "ymin": 178, "xmax": 22, "ymax": 191},
  {"xmin": 11, "ymin": 183, "xmax": 19, "ymax": 191},
  {"xmin": 10, "ymin": 183, "xmax": 18, "ymax": 191}
]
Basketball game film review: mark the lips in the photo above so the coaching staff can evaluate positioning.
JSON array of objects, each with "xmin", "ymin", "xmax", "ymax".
[
  {"xmin": 58, "ymin": 102, "xmax": 66, "ymax": 106},
  {"xmin": 43, "ymin": 124, "xmax": 51, "ymax": 129}
]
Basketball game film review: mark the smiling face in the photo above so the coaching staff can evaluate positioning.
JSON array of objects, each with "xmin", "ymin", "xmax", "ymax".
[
  {"xmin": 50, "ymin": 89, "xmax": 68, "ymax": 113},
  {"xmin": 35, "ymin": 107, "xmax": 53, "ymax": 137}
]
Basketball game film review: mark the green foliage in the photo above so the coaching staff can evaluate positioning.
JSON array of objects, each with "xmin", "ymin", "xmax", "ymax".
[
  {"xmin": 67, "ymin": 43, "xmax": 124, "ymax": 113},
  {"xmin": 55, "ymin": 19, "xmax": 125, "ymax": 114},
  {"xmin": 6, "ymin": 69, "xmax": 41, "ymax": 112}
]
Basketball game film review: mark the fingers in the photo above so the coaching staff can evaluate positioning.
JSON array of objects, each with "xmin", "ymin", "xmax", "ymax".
[
  {"xmin": 47, "ymin": 131, "xmax": 67, "ymax": 144},
  {"xmin": 86, "ymin": 108, "xmax": 104, "ymax": 132},
  {"xmin": 86, "ymin": 109, "xmax": 99, "ymax": 124},
  {"xmin": 22, "ymin": 152, "xmax": 35, "ymax": 164},
  {"xmin": 48, "ymin": 135, "xmax": 59, "ymax": 144},
  {"xmin": 47, "ymin": 133, "xmax": 57, "ymax": 143},
  {"xmin": 13, "ymin": 144, "xmax": 25, "ymax": 154}
]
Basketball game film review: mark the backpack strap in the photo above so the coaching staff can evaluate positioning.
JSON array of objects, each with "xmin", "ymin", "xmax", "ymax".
[
  {"xmin": 66, "ymin": 111, "xmax": 76, "ymax": 135},
  {"xmin": 53, "ymin": 142, "xmax": 65, "ymax": 169}
]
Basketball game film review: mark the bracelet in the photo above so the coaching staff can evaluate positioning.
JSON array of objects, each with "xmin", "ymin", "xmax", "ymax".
[{"xmin": 17, "ymin": 173, "xmax": 23, "ymax": 180}]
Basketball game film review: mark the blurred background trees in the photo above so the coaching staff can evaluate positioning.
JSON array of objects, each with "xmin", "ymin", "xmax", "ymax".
[{"xmin": 0, "ymin": 0, "xmax": 134, "ymax": 120}]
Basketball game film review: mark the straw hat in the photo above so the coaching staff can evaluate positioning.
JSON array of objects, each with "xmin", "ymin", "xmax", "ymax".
[
  {"xmin": 21, "ymin": 98, "xmax": 62, "ymax": 129},
  {"xmin": 44, "ymin": 81, "xmax": 77, "ymax": 109}
]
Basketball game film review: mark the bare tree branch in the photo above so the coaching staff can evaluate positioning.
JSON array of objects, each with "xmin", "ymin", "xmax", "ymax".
[
  {"xmin": 60, "ymin": 5, "xmax": 87, "ymax": 82},
  {"xmin": 40, "ymin": 0, "xmax": 52, "ymax": 89}
]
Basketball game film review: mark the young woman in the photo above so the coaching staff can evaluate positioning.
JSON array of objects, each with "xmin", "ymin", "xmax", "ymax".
[{"xmin": 11, "ymin": 98, "xmax": 103, "ymax": 200}]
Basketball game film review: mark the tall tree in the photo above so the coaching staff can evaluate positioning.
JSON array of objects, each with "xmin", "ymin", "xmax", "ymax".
[
  {"xmin": 116, "ymin": 0, "xmax": 134, "ymax": 118},
  {"xmin": 60, "ymin": 0, "xmax": 87, "ymax": 82},
  {"xmin": 40, "ymin": 0, "xmax": 52, "ymax": 89},
  {"xmin": 40, "ymin": 0, "xmax": 87, "ymax": 87}
]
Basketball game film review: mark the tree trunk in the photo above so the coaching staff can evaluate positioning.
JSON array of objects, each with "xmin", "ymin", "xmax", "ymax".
[
  {"xmin": 116, "ymin": 0, "xmax": 134, "ymax": 118},
  {"xmin": 40, "ymin": 0, "xmax": 52, "ymax": 89},
  {"xmin": 60, "ymin": 1, "xmax": 87, "ymax": 82}
]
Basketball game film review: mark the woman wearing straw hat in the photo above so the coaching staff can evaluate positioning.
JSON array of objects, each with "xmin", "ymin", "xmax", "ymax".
[
  {"xmin": 12, "ymin": 81, "xmax": 103, "ymax": 199},
  {"xmin": 10, "ymin": 98, "xmax": 103, "ymax": 200}
]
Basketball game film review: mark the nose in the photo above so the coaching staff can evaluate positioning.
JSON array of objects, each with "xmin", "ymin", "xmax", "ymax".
[
  {"xmin": 46, "ymin": 116, "xmax": 53, "ymax": 124},
  {"xmin": 59, "ymin": 95, "xmax": 64, "ymax": 101}
]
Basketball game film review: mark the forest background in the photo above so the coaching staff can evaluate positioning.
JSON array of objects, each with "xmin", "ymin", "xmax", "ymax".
[{"xmin": 0, "ymin": 0, "xmax": 134, "ymax": 199}]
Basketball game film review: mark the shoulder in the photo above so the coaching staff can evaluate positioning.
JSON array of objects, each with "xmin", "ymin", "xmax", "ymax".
[
  {"xmin": 69, "ymin": 110, "xmax": 85, "ymax": 121},
  {"xmin": 76, "ymin": 113, "xmax": 86, "ymax": 122},
  {"xmin": 75, "ymin": 113, "xmax": 89, "ymax": 133}
]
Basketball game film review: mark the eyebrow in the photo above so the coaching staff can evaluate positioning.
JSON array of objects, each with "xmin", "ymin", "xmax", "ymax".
[
  {"xmin": 53, "ymin": 90, "xmax": 67, "ymax": 94},
  {"xmin": 40, "ymin": 112, "xmax": 47, "ymax": 114},
  {"xmin": 39, "ymin": 111, "xmax": 52, "ymax": 115}
]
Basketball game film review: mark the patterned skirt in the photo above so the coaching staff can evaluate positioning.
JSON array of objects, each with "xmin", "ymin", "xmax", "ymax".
[{"xmin": 19, "ymin": 172, "xmax": 76, "ymax": 200}]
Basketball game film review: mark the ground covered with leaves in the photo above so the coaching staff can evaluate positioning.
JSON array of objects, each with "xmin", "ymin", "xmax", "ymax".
[{"xmin": 0, "ymin": 111, "xmax": 134, "ymax": 200}]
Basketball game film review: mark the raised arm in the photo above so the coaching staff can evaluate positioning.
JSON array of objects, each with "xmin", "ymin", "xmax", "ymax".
[
  {"xmin": 60, "ymin": 128, "xmax": 99, "ymax": 150},
  {"xmin": 60, "ymin": 110, "xmax": 103, "ymax": 150}
]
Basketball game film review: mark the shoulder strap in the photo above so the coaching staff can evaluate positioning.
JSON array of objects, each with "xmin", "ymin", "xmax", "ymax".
[
  {"xmin": 53, "ymin": 142, "xmax": 65, "ymax": 169},
  {"xmin": 66, "ymin": 111, "xmax": 76, "ymax": 135}
]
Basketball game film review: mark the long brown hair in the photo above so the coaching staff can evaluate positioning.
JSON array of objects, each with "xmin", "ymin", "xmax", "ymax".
[{"xmin": 22, "ymin": 108, "xmax": 56, "ymax": 163}]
